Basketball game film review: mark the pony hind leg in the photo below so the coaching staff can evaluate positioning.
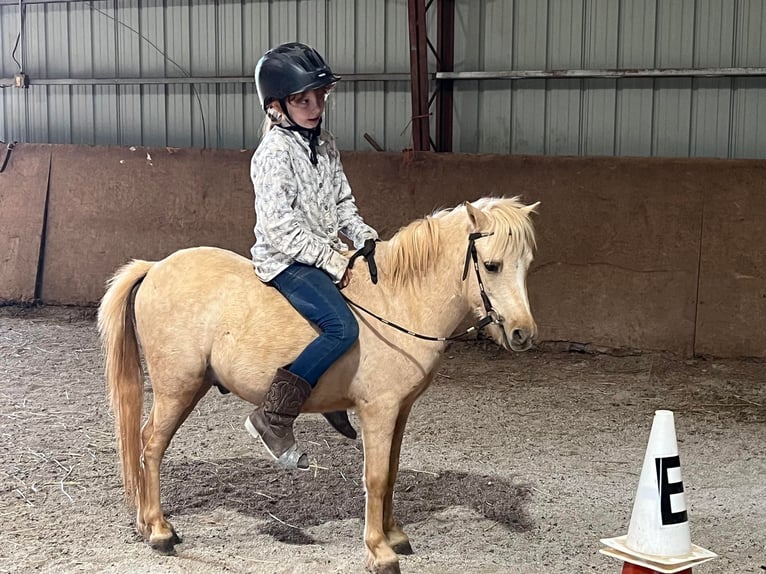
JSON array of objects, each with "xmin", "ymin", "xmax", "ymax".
[
  {"xmin": 136, "ymin": 414, "xmax": 154, "ymax": 539},
  {"xmin": 138, "ymin": 378, "xmax": 210, "ymax": 553}
]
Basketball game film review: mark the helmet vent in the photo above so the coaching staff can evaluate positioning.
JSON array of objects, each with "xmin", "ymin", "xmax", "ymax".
[{"xmin": 304, "ymin": 50, "xmax": 321, "ymax": 69}]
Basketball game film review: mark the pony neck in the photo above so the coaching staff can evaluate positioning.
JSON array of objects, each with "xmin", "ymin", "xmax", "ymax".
[
  {"xmin": 365, "ymin": 221, "xmax": 473, "ymax": 341},
  {"xmin": 409, "ymin": 225, "xmax": 471, "ymax": 337}
]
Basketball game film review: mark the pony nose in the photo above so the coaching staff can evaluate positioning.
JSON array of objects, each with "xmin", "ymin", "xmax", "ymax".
[{"xmin": 511, "ymin": 328, "xmax": 533, "ymax": 349}]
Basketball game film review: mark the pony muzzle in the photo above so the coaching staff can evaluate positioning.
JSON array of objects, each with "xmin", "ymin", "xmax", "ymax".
[{"xmin": 509, "ymin": 327, "xmax": 534, "ymax": 351}]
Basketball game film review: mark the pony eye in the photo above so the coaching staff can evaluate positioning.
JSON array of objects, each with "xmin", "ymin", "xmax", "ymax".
[{"xmin": 483, "ymin": 262, "xmax": 501, "ymax": 273}]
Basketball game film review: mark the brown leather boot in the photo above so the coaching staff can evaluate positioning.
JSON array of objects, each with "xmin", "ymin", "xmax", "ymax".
[{"xmin": 245, "ymin": 367, "xmax": 311, "ymax": 470}]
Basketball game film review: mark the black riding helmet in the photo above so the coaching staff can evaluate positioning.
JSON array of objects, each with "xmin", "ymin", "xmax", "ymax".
[{"xmin": 255, "ymin": 42, "xmax": 341, "ymax": 112}]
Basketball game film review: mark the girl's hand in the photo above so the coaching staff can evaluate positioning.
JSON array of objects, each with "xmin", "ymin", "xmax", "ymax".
[{"xmin": 339, "ymin": 267, "xmax": 352, "ymax": 290}]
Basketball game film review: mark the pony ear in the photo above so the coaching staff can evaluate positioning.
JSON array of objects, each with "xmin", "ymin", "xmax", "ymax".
[
  {"xmin": 524, "ymin": 201, "xmax": 541, "ymax": 215},
  {"xmin": 464, "ymin": 201, "xmax": 491, "ymax": 230}
]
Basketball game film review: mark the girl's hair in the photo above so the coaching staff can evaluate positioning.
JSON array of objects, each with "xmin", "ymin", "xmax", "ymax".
[{"xmin": 261, "ymin": 101, "xmax": 285, "ymax": 137}]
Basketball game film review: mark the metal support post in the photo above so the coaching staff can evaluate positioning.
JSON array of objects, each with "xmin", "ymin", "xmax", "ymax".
[
  {"xmin": 435, "ymin": 0, "xmax": 454, "ymax": 152},
  {"xmin": 407, "ymin": 0, "xmax": 431, "ymax": 151}
]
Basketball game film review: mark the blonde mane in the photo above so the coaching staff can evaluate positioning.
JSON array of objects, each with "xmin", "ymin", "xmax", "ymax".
[
  {"xmin": 385, "ymin": 214, "xmax": 442, "ymax": 289},
  {"xmin": 472, "ymin": 196, "xmax": 538, "ymax": 262},
  {"xmin": 385, "ymin": 196, "xmax": 537, "ymax": 289}
]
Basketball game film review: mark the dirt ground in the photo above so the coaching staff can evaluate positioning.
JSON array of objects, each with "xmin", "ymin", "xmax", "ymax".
[{"xmin": 0, "ymin": 305, "xmax": 763, "ymax": 574}]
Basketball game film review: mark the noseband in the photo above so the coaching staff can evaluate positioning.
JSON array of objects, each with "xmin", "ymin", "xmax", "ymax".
[{"xmin": 343, "ymin": 232, "xmax": 503, "ymax": 342}]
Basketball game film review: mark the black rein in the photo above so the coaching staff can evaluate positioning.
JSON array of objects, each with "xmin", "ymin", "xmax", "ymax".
[{"xmin": 342, "ymin": 232, "xmax": 502, "ymax": 342}]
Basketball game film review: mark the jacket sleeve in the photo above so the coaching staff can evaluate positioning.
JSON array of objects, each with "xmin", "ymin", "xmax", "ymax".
[
  {"xmin": 253, "ymin": 148, "xmax": 348, "ymax": 282},
  {"xmin": 332, "ymin": 149, "xmax": 379, "ymax": 248}
]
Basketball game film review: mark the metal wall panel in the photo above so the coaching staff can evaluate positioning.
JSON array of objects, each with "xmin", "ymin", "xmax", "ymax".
[
  {"xmin": 0, "ymin": 8, "xmax": 9, "ymax": 78},
  {"xmin": 690, "ymin": 0, "xmax": 734, "ymax": 158},
  {"xmin": 546, "ymin": 0, "xmax": 584, "ymax": 155},
  {"xmin": 450, "ymin": 0, "xmax": 765, "ymax": 158},
  {"xmin": 381, "ymin": 0, "xmax": 410, "ymax": 153},
  {"xmin": 94, "ymin": 85, "xmax": 118, "ymax": 146},
  {"xmin": 511, "ymin": 0, "xmax": 547, "ymax": 155},
  {"xmin": 92, "ymin": 1, "xmax": 117, "ymax": 77},
  {"xmin": 477, "ymin": 0, "xmax": 512, "ymax": 153},
  {"xmin": 327, "ymin": 0, "xmax": 357, "ymax": 150},
  {"xmin": 355, "ymin": 1, "xmax": 384, "ymax": 152},
  {"xmin": 732, "ymin": 0, "xmax": 766, "ymax": 158},
  {"xmin": 613, "ymin": 0, "xmax": 653, "ymax": 157},
  {"xmin": 652, "ymin": 0, "xmax": 694, "ymax": 157},
  {"xmin": 165, "ymin": 3, "xmax": 193, "ymax": 148},
  {"xmin": 0, "ymin": 0, "xmax": 764, "ymax": 157},
  {"xmin": 22, "ymin": 5, "xmax": 48, "ymax": 142},
  {"xmin": 25, "ymin": 86, "xmax": 46, "ymax": 143},
  {"xmin": 582, "ymin": 0, "xmax": 618, "ymax": 155}
]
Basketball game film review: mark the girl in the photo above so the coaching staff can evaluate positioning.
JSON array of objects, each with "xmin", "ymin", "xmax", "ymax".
[{"xmin": 246, "ymin": 42, "xmax": 379, "ymax": 471}]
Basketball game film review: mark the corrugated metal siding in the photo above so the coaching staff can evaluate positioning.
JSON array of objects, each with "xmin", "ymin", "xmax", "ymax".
[
  {"xmin": 581, "ymin": 0, "xmax": 618, "ymax": 156},
  {"xmin": 453, "ymin": 0, "xmax": 766, "ymax": 158},
  {"xmin": 0, "ymin": 0, "xmax": 764, "ymax": 157},
  {"xmin": 733, "ymin": 0, "xmax": 766, "ymax": 158},
  {"xmin": 0, "ymin": 0, "xmax": 411, "ymax": 152}
]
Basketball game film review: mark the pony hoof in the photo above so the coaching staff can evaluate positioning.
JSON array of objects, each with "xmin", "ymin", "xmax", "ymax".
[
  {"xmin": 148, "ymin": 528, "xmax": 181, "ymax": 554},
  {"xmin": 171, "ymin": 529, "xmax": 182, "ymax": 545},
  {"xmin": 391, "ymin": 540, "xmax": 413, "ymax": 555},
  {"xmin": 367, "ymin": 555, "xmax": 401, "ymax": 574},
  {"xmin": 373, "ymin": 563, "xmax": 401, "ymax": 574},
  {"xmin": 149, "ymin": 538, "xmax": 178, "ymax": 555}
]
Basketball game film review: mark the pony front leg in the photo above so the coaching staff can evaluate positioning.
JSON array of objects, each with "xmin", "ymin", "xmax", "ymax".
[
  {"xmin": 383, "ymin": 402, "xmax": 415, "ymax": 556},
  {"xmin": 359, "ymin": 403, "xmax": 402, "ymax": 574}
]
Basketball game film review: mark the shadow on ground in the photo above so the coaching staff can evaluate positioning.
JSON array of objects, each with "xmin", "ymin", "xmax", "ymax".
[{"xmin": 163, "ymin": 443, "xmax": 533, "ymax": 545}]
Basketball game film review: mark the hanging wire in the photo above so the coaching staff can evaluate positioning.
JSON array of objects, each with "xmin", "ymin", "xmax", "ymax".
[
  {"xmin": 88, "ymin": 2, "xmax": 208, "ymax": 149},
  {"xmin": 11, "ymin": 0, "xmax": 23, "ymax": 71},
  {"xmin": 1, "ymin": 0, "xmax": 23, "ymax": 88},
  {"xmin": 16, "ymin": 0, "xmax": 23, "ymax": 70},
  {"xmin": 11, "ymin": 34, "xmax": 21, "ymax": 70}
]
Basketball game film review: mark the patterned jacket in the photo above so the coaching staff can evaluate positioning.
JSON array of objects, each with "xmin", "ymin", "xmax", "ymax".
[{"xmin": 250, "ymin": 126, "xmax": 378, "ymax": 283}]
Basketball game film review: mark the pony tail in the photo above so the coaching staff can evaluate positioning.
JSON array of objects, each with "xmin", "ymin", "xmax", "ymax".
[{"xmin": 97, "ymin": 259, "xmax": 154, "ymax": 507}]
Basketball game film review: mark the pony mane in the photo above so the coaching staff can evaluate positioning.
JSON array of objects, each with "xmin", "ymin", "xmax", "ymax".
[
  {"xmin": 385, "ymin": 212, "xmax": 443, "ymax": 289},
  {"xmin": 472, "ymin": 196, "xmax": 538, "ymax": 263},
  {"xmin": 385, "ymin": 196, "xmax": 537, "ymax": 289}
]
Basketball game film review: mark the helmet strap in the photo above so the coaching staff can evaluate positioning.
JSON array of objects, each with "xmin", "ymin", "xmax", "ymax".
[{"xmin": 278, "ymin": 99, "xmax": 292, "ymax": 125}]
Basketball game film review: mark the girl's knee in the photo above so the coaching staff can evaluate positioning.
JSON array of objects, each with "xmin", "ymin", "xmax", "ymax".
[
  {"xmin": 330, "ymin": 313, "xmax": 358, "ymax": 349},
  {"xmin": 344, "ymin": 315, "xmax": 359, "ymax": 344},
  {"xmin": 322, "ymin": 309, "xmax": 358, "ymax": 349}
]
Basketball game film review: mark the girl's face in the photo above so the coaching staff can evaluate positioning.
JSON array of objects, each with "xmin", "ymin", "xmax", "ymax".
[{"xmin": 285, "ymin": 87, "xmax": 329, "ymax": 129}]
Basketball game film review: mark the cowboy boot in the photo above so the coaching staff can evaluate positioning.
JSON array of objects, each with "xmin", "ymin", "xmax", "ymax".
[
  {"xmin": 275, "ymin": 361, "xmax": 357, "ymax": 440},
  {"xmin": 245, "ymin": 367, "xmax": 312, "ymax": 470},
  {"xmin": 323, "ymin": 410, "xmax": 358, "ymax": 440}
]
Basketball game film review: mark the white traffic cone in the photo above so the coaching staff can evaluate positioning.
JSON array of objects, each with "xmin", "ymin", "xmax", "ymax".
[{"xmin": 600, "ymin": 410, "xmax": 717, "ymax": 573}]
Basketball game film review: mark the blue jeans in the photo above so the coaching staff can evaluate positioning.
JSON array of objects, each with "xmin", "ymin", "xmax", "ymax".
[{"xmin": 270, "ymin": 263, "xmax": 359, "ymax": 387}]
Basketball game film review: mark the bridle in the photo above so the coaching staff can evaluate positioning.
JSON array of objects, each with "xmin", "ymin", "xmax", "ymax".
[{"xmin": 342, "ymin": 231, "xmax": 504, "ymax": 342}]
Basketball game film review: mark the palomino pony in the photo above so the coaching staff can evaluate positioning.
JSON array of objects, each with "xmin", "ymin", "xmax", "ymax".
[{"xmin": 98, "ymin": 196, "xmax": 539, "ymax": 574}]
